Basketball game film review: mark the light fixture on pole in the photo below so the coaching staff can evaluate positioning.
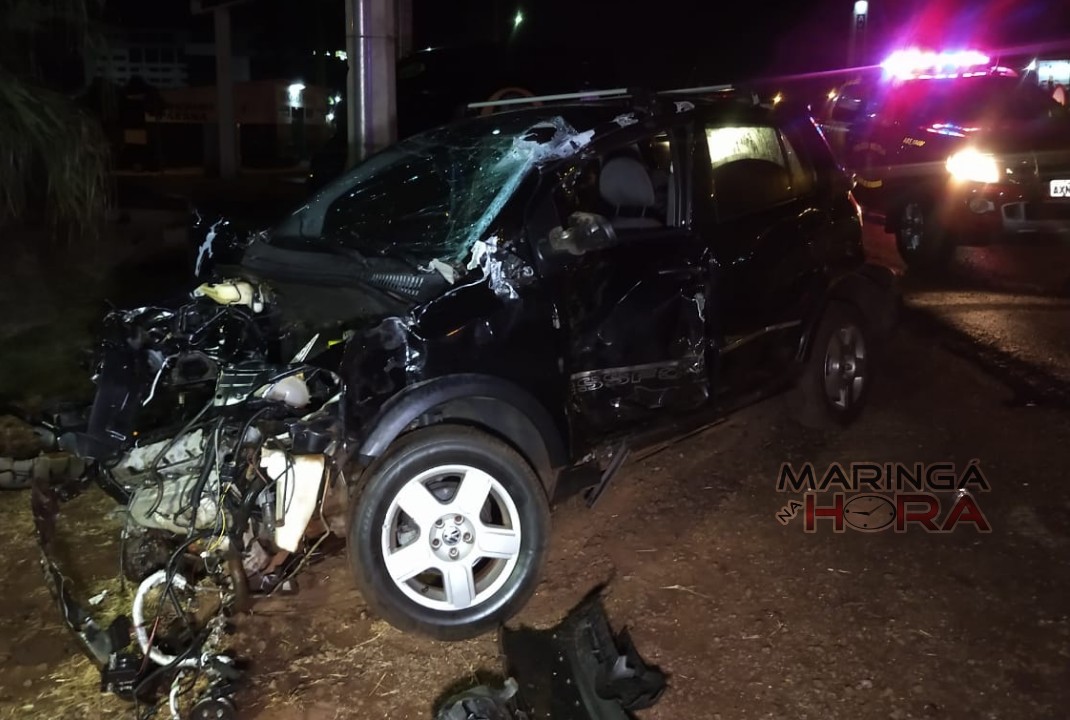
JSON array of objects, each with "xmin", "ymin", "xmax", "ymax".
[{"xmin": 848, "ymin": 0, "xmax": 869, "ymax": 68}]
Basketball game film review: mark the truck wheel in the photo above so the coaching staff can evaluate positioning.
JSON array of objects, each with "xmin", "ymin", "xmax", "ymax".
[
  {"xmin": 790, "ymin": 301, "xmax": 872, "ymax": 429},
  {"xmin": 348, "ymin": 425, "xmax": 549, "ymax": 641},
  {"xmin": 895, "ymin": 200, "xmax": 952, "ymax": 272}
]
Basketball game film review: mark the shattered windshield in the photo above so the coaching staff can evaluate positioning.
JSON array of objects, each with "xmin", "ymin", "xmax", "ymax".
[{"xmin": 270, "ymin": 113, "xmax": 597, "ymax": 266}]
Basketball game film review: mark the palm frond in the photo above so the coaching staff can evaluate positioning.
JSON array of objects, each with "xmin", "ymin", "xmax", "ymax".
[{"xmin": 0, "ymin": 0, "xmax": 110, "ymax": 241}]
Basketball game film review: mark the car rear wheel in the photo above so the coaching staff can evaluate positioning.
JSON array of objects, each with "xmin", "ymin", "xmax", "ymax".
[
  {"xmin": 895, "ymin": 200, "xmax": 952, "ymax": 272},
  {"xmin": 347, "ymin": 425, "xmax": 550, "ymax": 641},
  {"xmin": 790, "ymin": 301, "xmax": 872, "ymax": 429}
]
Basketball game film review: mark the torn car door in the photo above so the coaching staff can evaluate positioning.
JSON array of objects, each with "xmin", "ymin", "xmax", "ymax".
[{"xmin": 549, "ymin": 126, "xmax": 711, "ymax": 446}]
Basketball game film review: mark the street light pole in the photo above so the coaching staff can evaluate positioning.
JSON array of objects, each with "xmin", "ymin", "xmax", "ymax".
[
  {"xmin": 848, "ymin": 0, "xmax": 869, "ymax": 68},
  {"xmin": 214, "ymin": 5, "xmax": 237, "ymax": 178},
  {"xmin": 192, "ymin": 0, "xmax": 247, "ymax": 178},
  {"xmin": 396, "ymin": 0, "xmax": 412, "ymax": 58},
  {"xmin": 345, "ymin": 0, "xmax": 397, "ymax": 169}
]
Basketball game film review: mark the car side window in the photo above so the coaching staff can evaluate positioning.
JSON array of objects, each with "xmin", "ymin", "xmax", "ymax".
[
  {"xmin": 705, "ymin": 124, "xmax": 801, "ymax": 221},
  {"xmin": 555, "ymin": 130, "xmax": 679, "ymax": 234}
]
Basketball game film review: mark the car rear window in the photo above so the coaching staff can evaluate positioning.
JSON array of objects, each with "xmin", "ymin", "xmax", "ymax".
[{"xmin": 705, "ymin": 124, "xmax": 814, "ymax": 220}]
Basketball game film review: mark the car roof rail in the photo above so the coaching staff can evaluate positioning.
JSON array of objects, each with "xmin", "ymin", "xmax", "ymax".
[
  {"xmin": 659, "ymin": 83, "xmax": 735, "ymax": 96},
  {"xmin": 466, "ymin": 88, "xmax": 633, "ymax": 111},
  {"xmin": 465, "ymin": 83, "xmax": 755, "ymax": 113}
]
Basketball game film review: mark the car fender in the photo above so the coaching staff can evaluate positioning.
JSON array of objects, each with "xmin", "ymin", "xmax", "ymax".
[
  {"xmin": 355, "ymin": 373, "xmax": 569, "ymax": 495},
  {"xmin": 798, "ymin": 263, "xmax": 900, "ymax": 363}
]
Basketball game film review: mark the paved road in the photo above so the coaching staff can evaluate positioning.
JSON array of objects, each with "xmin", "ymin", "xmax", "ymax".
[{"xmin": 864, "ymin": 220, "xmax": 1070, "ymax": 406}]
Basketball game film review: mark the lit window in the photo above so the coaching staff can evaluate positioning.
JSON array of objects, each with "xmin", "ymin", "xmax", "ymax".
[
  {"xmin": 706, "ymin": 125, "xmax": 796, "ymax": 220},
  {"xmin": 706, "ymin": 126, "xmax": 784, "ymax": 169}
]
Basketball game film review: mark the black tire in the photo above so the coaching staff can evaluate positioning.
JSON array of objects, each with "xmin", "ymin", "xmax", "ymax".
[
  {"xmin": 789, "ymin": 301, "xmax": 872, "ymax": 429},
  {"xmin": 894, "ymin": 199, "xmax": 952, "ymax": 272},
  {"xmin": 347, "ymin": 425, "xmax": 550, "ymax": 641}
]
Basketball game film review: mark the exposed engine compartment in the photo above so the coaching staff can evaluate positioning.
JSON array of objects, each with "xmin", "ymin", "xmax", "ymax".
[{"xmin": 35, "ymin": 278, "xmax": 354, "ymax": 718}]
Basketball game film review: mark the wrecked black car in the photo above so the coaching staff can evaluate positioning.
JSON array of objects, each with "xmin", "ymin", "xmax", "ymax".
[{"xmin": 36, "ymin": 89, "xmax": 896, "ymax": 709}]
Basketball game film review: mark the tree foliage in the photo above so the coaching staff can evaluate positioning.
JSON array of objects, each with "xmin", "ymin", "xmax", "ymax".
[{"xmin": 0, "ymin": 0, "xmax": 110, "ymax": 240}]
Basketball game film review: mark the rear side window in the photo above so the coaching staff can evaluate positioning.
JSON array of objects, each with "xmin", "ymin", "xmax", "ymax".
[{"xmin": 705, "ymin": 125, "xmax": 811, "ymax": 221}]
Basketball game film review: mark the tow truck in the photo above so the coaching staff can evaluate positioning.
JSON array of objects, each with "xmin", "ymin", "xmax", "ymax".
[{"xmin": 818, "ymin": 48, "xmax": 1070, "ymax": 269}]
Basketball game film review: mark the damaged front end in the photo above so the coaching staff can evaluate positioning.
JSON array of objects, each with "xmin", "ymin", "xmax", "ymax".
[
  {"xmin": 32, "ymin": 109, "xmax": 619, "ymax": 714},
  {"xmin": 32, "ymin": 278, "xmax": 350, "ymax": 716}
]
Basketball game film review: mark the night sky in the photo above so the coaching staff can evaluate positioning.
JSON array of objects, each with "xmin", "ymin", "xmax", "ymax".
[{"xmin": 107, "ymin": 0, "xmax": 1070, "ymax": 82}]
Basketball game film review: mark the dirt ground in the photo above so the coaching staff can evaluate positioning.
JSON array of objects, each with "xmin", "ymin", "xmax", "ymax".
[
  {"xmin": 2, "ymin": 319, "xmax": 1070, "ymax": 720},
  {"xmin": 2, "ymin": 222, "xmax": 1069, "ymax": 719}
]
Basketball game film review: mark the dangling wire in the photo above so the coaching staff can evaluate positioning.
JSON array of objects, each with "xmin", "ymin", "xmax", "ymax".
[{"xmin": 146, "ymin": 398, "xmax": 214, "ymax": 518}]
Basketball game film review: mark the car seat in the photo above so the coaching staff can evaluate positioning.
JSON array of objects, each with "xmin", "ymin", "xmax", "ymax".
[{"xmin": 598, "ymin": 156, "xmax": 664, "ymax": 230}]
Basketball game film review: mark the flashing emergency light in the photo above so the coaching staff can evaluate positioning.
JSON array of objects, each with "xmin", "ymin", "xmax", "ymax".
[
  {"xmin": 881, "ymin": 49, "xmax": 991, "ymax": 80},
  {"xmin": 926, "ymin": 123, "xmax": 980, "ymax": 138}
]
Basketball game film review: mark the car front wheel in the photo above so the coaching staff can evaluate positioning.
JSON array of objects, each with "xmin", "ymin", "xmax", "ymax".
[{"xmin": 347, "ymin": 425, "xmax": 550, "ymax": 641}]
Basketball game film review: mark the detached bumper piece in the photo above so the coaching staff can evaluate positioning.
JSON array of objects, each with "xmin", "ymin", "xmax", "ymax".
[
  {"xmin": 30, "ymin": 475, "xmax": 242, "ymax": 718},
  {"xmin": 30, "ymin": 476, "xmax": 125, "ymax": 667},
  {"xmin": 436, "ymin": 592, "xmax": 667, "ymax": 720}
]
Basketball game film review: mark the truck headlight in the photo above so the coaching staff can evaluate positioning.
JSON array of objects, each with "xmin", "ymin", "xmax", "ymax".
[{"xmin": 946, "ymin": 149, "xmax": 1000, "ymax": 184}]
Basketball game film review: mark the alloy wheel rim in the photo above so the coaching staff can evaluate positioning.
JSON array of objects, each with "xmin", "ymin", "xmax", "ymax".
[
  {"xmin": 823, "ymin": 323, "xmax": 867, "ymax": 411},
  {"xmin": 902, "ymin": 203, "xmax": 924, "ymax": 252},
  {"xmin": 380, "ymin": 464, "xmax": 522, "ymax": 611}
]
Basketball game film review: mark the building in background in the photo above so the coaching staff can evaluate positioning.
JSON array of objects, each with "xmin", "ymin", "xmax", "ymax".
[
  {"xmin": 89, "ymin": 23, "xmax": 335, "ymax": 171},
  {"xmin": 146, "ymin": 80, "xmax": 332, "ymax": 170},
  {"xmin": 94, "ymin": 27, "xmax": 256, "ymax": 89}
]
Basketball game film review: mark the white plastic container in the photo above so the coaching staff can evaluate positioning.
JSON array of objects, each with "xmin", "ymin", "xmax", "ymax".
[{"xmin": 260, "ymin": 449, "xmax": 326, "ymax": 552}]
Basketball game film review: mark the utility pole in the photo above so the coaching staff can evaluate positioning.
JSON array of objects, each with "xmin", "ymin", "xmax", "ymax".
[
  {"xmin": 192, "ymin": 0, "xmax": 245, "ymax": 179},
  {"xmin": 491, "ymin": 2, "xmax": 504, "ymax": 43},
  {"xmin": 345, "ymin": 0, "xmax": 397, "ymax": 168},
  {"xmin": 397, "ymin": 0, "xmax": 413, "ymax": 58},
  {"xmin": 214, "ymin": 6, "xmax": 236, "ymax": 178}
]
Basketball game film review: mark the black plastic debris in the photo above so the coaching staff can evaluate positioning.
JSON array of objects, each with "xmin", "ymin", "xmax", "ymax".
[
  {"xmin": 435, "ymin": 678, "xmax": 525, "ymax": 720},
  {"xmin": 30, "ymin": 475, "xmax": 119, "ymax": 666},
  {"xmin": 434, "ymin": 590, "xmax": 667, "ymax": 720}
]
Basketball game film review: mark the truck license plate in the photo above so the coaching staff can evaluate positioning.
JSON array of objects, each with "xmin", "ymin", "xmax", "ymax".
[{"xmin": 1051, "ymin": 179, "xmax": 1070, "ymax": 198}]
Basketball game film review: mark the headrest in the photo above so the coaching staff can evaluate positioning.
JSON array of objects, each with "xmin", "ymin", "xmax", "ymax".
[{"xmin": 599, "ymin": 156, "xmax": 656, "ymax": 209}]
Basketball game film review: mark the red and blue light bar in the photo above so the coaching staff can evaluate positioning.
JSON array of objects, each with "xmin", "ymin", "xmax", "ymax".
[
  {"xmin": 925, "ymin": 122, "xmax": 980, "ymax": 137},
  {"xmin": 880, "ymin": 48, "xmax": 994, "ymax": 80}
]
